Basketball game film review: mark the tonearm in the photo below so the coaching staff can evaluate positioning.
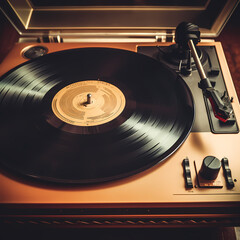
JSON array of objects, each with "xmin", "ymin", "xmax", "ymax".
[{"xmin": 176, "ymin": 22, "xmax": 233, "ymax": 123}]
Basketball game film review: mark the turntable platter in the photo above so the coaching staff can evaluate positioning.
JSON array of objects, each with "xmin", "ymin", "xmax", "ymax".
[{"xmin": 0, "ymin": 47, "xmax": 194, "ymax": 184}]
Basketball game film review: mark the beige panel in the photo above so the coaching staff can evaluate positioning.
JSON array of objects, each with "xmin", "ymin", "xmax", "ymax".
[{"xmin": 0, "ymin": 42, "xmax": 239, "ymax": 206}]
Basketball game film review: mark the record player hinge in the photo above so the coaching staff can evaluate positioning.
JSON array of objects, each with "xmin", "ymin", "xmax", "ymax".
[{"xmin": 38, "ymin": 35, "xmax": 63, "ymax": 43}]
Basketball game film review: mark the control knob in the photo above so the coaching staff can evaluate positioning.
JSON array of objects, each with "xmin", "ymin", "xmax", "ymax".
[{"xmin": 199, "ymin": 156, "xmax": 221, "ymax": 180}]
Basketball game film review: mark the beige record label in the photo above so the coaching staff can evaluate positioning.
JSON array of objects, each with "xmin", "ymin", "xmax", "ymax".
[{"xmin": 52, "ymin": 80, "xmax": 126, "ymax": 126}]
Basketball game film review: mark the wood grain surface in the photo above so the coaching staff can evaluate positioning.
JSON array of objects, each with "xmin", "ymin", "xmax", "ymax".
[{"xmin": 216, "ymin": 3, "xmax": 240, "ymax": 101}]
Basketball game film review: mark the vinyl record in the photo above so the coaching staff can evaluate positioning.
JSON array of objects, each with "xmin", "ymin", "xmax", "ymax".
[{"xmin": 0, "ymin": 47, "xmax": 194, "ymax": 184}]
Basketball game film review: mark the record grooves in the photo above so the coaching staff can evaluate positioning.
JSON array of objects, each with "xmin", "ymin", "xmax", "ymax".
[{"xmin": 0, "ymin": 48, "xmax": 194, "ymax": 184}]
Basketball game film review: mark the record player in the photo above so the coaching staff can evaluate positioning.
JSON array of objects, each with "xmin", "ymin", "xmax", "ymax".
[{"xmin": 0, "ymin": 0, "xmax": 240, "ymax": 228}]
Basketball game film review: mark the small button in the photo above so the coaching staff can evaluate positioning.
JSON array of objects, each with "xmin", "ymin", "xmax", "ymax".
[
  {"xmin": 22, "ymin": 46, "xmax": 48, "ymax": 59},
  {"xmin": 182, "ymin": 157, "xmax": 193, "ymax": 189},
  {"xmin": 222, "ymin": 157, "xmax": 235, "ymax": 189}
]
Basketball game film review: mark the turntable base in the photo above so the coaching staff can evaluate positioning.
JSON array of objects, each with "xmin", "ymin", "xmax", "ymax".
[{"xmin": 0, "ymin": 42, "xmax": 240, "ymax": 227}]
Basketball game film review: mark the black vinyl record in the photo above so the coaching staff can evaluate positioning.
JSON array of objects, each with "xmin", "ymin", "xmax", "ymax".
[{"xmin": 0, "ymin": 47, "xmax": 194, "ymax": 184}]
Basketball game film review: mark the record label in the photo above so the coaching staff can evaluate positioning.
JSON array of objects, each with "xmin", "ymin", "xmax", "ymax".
[{"xmin": 52, "ymin": 80, "xmax": 126, "ymax": 126}]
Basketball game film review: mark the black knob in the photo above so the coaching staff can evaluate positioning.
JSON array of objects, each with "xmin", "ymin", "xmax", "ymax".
[{"xmin": 199, "ymin": 156, "xmax": 221, "ymax": 180}]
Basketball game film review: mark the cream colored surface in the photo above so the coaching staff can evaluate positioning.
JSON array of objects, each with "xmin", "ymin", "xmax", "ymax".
[
  {"xmin": 0, "ymin": 42, "xmax": 239, "ymax": 205},
  {"xmin": 52, "ymin": 80, "xmax": 126, "ymax": 126}
]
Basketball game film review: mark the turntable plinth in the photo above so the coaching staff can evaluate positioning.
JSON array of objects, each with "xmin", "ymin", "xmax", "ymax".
[{"xmin": 0, "ymin": 42, "xmax": 240, "ymax": 228}]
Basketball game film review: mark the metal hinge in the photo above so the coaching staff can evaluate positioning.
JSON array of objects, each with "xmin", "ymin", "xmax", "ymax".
[
  {"xmin": 38, "ymin": 35, "xmax": 63, "ymax": 43},
  {"xmin": 19, "ymin": 32, "xmax": 176, "ymax": 43},
  {"xmin": 156, "ymin": 35, "xmax": 174, "ymax": 42}
]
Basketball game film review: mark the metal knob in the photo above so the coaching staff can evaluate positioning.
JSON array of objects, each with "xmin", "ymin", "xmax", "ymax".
[{"xmin": 87, "ymin": 93, "xmax": 92, "ymax": 104}]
